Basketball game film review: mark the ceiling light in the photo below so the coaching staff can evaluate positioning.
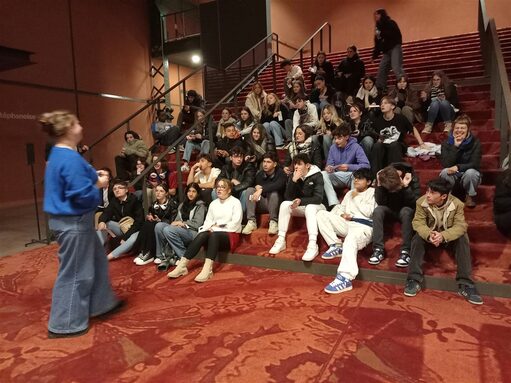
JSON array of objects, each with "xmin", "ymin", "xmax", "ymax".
[{"xmin": 191, "ymin": 54, "xmax": 201, "ymax": 64}]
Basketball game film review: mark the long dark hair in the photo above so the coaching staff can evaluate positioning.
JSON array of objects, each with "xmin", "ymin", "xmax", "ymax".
[
  {"xmin": 125, "ymin": 130, "xmax": 140, "ymax": 140},
  {"xmin": 239, "ymin": 106, "xmax": 254, "ymax": 125},
  {"xmin": 181, "ymin": 182, "xmax": 201, "ymax": 221}
]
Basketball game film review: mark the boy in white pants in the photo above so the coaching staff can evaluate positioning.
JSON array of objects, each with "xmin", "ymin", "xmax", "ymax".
[
  {"xmin": 269, "ymin": 153, "xmax": 326, "ymax": 261},
  {"xmin": 317, "ymin": 168, "xmax": 376, "ymax": 293}
]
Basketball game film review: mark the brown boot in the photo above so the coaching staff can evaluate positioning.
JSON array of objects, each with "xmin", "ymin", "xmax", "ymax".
[{"xmin": 465, "ymin": 195, "xmax": 476, "ymax": 208}]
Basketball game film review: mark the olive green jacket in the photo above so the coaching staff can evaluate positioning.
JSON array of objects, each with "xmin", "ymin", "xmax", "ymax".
[
  {"xmin": 123, "ymin": 139, "xmax": 148, "ymax": 158},
  {"xmin": 412, "ymin": 195, "xmax": 468, "ymax": 243}
]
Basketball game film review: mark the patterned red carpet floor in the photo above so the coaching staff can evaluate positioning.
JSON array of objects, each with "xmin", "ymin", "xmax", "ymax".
[{"xmin": 1, "ymin": 245, "xmax": 511, "ymax": 383}]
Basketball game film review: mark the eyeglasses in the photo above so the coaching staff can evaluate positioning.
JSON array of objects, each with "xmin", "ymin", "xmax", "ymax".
[{"xmin": 216, "ymin": 185, "xmax": 227, "ymax": 190}]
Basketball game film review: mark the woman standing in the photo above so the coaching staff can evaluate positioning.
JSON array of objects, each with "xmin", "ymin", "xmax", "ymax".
[
  {"xmin": 167, "ymin": 179, "xmax": 242, "ymax": 282},
  {"xmin": 41, "ymin": 110, "xmax": 120, "ymax": 338}
]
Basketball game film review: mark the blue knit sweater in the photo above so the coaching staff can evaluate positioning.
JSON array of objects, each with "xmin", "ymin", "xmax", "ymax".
[{"xmin": 44, "ymin": 146, "xmax": 101, "ymax": 215}]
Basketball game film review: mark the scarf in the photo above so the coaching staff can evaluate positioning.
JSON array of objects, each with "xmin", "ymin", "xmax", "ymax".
[
  {"xmin": 356, "ymin": 86, "xmax": 379, "ymax": 109},
  {"xmin": 289, "ymin": 137, "xmax": 313, "ymax": 159},
  {"xmin": 251, "ymin": 138, "xmax": 267, "ymax": 156}
]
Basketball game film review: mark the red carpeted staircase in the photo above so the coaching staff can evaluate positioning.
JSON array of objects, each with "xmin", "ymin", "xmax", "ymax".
[{"xmin": 170, "ymin": 29, "xmax": 511, "ymax": 287}]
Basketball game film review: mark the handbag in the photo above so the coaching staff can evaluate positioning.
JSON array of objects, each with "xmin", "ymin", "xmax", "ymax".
[{"xmin": 119, "ymin": 216, "xmax": 134, "ymax": 234}]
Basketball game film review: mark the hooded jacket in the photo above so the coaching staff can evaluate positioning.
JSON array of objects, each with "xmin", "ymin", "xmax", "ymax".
[
  {"xmin": 326, "ymin": 137, "xmax": 370, "ymax": 171},
  {"xmin": 175, "ymin": 200, "xmax": 208, "ymax": 232},
  {"xmin": 375, "ymin": 162, "xmax": 421, "ymax": 212},
  {"xmin": 285, "ymin": 165, "xmax": 324, "ymax": 206},
  {"xmin": 440, "ymin": 134, "xmax": 481, "ymax": 172},
  {"xmin": 413, "ymin": 195, "xmax": 468, "ymax": 243},
  {"xmin": 372, "ymin": 15, "xmax": 403, "ymax": 59},
  {"xmin": 336, "ymin": 54, "xmax": 365, "ymax": 80}
]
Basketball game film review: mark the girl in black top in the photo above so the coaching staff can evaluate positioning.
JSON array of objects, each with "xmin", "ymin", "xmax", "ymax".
[
  {"xmin": 243, "ymin": 123, "xmax": 275, "ymax": 169},
  {"xmin": 335, "ymin": 45, "xmax": 366, "ymax": 96},
  {"xmin": 133, "ymin": 183, "xmax": 178, "ymax": 265},
  {"xmin": 310, "ymin": 51, "xmax": 335, "ymax": 86}
]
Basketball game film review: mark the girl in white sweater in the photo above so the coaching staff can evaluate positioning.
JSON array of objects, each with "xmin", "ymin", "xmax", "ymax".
[
  {"xmin": 167, "ymin": 179, "xmax": 242, "ymax": 282},
  {"xmin": 317, "ymin": 168, "xmax": 377, "ymax": 294}
]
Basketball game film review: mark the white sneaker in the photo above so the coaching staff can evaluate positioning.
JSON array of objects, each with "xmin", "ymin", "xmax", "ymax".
[
  {"xmin": 269, "ymin": 237, "xmax": 286, "ymax": 254},
  {"xmin": 133, "ymin": 253, "xmax": 143, "ymax": 263},
  {"xmin": 268, "ymin": 220, "xmax": 278, "ymax": 235},
  {"xmin": 180, "ymin": 163, "xmax": 190, "ymax": 172},
  {"xmin": 302, "ymin": 243, "xmax": 319, "ymax": 261},
  {"xmin": 242, "ymin": 220, "xmax": 257, "ymax": 235}
]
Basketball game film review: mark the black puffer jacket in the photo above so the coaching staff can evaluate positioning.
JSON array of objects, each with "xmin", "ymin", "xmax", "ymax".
[
  {"xmin": 218, "ymin": 161, "xmax": 256, "ymax": 196},
  {"xmin": 375, "ymin": 162, "xmax": 421, "ymax": 212},
  {"xmin": 372, "ymin": 16, "xmax": 403, "ymax": 58},
  {"xmin": 440, "ymin": 135, "xmax": 481, "ymax": 172},
  {"xmin": 284, "ymin": 165, "xmax": 324, "ymax": 206},
  {"xmin": 336, "ymin": 54, "xmax": 365, "ymax": 81}
]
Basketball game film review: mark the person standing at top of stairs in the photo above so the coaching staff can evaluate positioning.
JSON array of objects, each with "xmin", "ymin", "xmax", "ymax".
[{"xmin": 371, "ymin": 8, "xmax": 405, "ymax": 93}]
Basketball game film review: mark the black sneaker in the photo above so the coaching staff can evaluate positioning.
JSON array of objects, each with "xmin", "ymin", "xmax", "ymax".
[
  {"xmin": 395, "ymin": 250, "xmax": 411, "ymax": 268},
  {"xmin": 458, "ymin": 285, "xmax": 483, "ymax": 305},
  {"xmin": 368, "ymin": 248, "xmax": 385, "ymax": 265},
  {"xmin": 404, "ymin": 279, "xmax": 421, "ymax": 297},
  {"xmin": 134, "ymin": 252, "xmax": 155, "ymax": 266}
]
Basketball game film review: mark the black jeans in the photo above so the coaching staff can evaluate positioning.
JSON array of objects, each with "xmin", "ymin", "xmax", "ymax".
[
  {"xmin": 115, "ymin": 154, "xmax": 139, "ymax": 181},
  {"xmin": 407, "ymin": 233, "xmax": 474, "ymax": 286},
  {"xmin": 370, "ymin": 141, "xmax": 405, "ymax": 174},
  {"xmin": 184, "ymin": 231, "xmax": 231, "ymax": 261},
  {"xmin": 372, "ymin": 205, "xmax": 414, "ymax": 252},
  {"xmin": 133, "ymin": 221, "xmax": 158, "ymax": 255}
]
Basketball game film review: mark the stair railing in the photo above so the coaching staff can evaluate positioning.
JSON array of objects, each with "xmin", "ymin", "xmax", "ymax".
[
  {"xmin": 478, "ymin": 0, "xmax": 511, "ymax": 164},
  {"xmin": 86, "ymin": 64, "xmax": 206, "ymax": 164},
  {"xmin": 290, "ymin": 22, "xmax": 332, "ymax": 70}
]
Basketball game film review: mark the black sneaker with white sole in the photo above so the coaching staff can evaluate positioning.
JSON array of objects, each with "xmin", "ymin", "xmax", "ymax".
[
  {"xmin": 404, "ymin": 279, "xmax": 421, "ymax": 297},
  {"xmin": 368, "ymin": 248, "xmax": 385, "ymax": 265},
  {"xmin": 395, "ymin": 250, "xmax": 411, "ymax": 268},
  {"xmin": 458, "ymin": 284, "xmax": 483, "ymax": 305}
]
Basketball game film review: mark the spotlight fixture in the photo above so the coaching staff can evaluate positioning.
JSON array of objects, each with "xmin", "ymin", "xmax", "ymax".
[{"xmin": 191, "ymin": 54, "xmax": 201, "ymax": 64}]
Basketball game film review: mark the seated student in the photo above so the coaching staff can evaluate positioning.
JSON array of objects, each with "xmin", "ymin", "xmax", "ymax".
[
  {"xmin": 245, "ymin": 81, "xmax": 267, "ymax": 122},
  {"xmin": 318, "ymin": 104, "xmax": 343, "ymax": 159},
  {"xmin": 167, "ymin": 178, "xmax": 242, "ymax": 282},
  {"xmin": 133, "ymin": 184, "xmax": 178, "ymax": 265},
  {"xmin": 187, "ymin": 153, "xmax": 221, "ymax": 204},
  {"xmin": 348, "ymin": 101, "xmax": 379, "ymax": 157},
  {"xmin": 260, "ymin": 92, "xmax": 290, "ymax": 149},
  {"xmin": 370, "ymin": 96, "xmax": 417, "ymax": 174},
  {"xmin": 404, "ymin": 177, "xmax": 483, "ymax": 305},
  {"xmin": 181, "ymin": 109, "xmax": 214, "ymax": 172},
  {"xmin": 132, "ymin": 157, "xmax": 147, "ymax": 199},
  {"xmin": 388, "ymin": 75, "xmax": 422, "ymax": 125},
  {"xmin": 494, "ymin": 168, "xmax": 511, "ymax": 237},
  {"xmin": 114, "ymin": 130, "xmax": 149, "ymax": 181},
  {"xmin": 269, "ymin": 153, "xmax": 326, "ymax": 261},
  {"xmin": 95, "ymin": 167, "xmax": 114, "ymax": 221},
  {"xmin": 242, "ymin": 151, "xmax": 287, "ymax": 235},
  {"xmin": 236, "ymin": 106, "xmax": 256, "ymax": 137},
  {"xmin": 310, "ymin": 51, "xmax": 335, "ymax": 86},
  {"xmin": 439, "ymin": 114, "xmax": 481, "ymax": 208},
  {"xmin": 335, "ymin": 45, "xmax": 366, "ymax": 97},
  {"xmin": 369, "ymin": 163, "xmax": 421, "ymax": 267},
  {"xmin": 420, "ymin": 70, "xmax": 459, "ymax": 134},
  {"xmin": 214, "ymin": 122, "xmax": 243, "ymax": 167},
  {"xmin": 151, "ymin": 109, "xmax": 180, "ymax": 148},
  {"xmin": 322, "ymin": 123, "xmax": 370, "ymax": 207},
  {"xmin": 283, "ymin": 80, "xmax": 308, "ymax": 118},
  {"xmin": 281, "ymin": 59, "xmax": 304, "ymax": 98},
  {"xmin": 243, "ymin": 124, "xmax": 275, "ymax": 169},
  {"xmin": 283, "ymin": 124, "xmax": 323, "ymax": 175},
  {"xmin": 318, "ymin": 168, "xmax": 376, "ymax": 294},
  {"xmin": 143, "ymin": 154, "xmax": 171, "ymax": 203},
  {"xmin": 155, "ymin": 182, "xmax": 207, "ymax": 267},
  {"xmin": 285, "ymin": 93, "xmax": 319, "ymax": 142},
  {"xmin": 97, "ymin": 179, "xmax": 144, "ymax": 261},
  {"xmin": 177, "ymin": 89, "xmax": 205, "ymax": 132},
  {"xmin": 216, "ymin": 108, "xmax": 237, "ymax": 141},
  {"xmin": 309, "ymin": 75, "xmax": 336, "ymax": 115},
  {"xmin": 355, "ymin": 76, "xmax": 381, "ymax": 120},
  {"xmin": 218, "ymin": 146, "xmax": 256, "ymax": 210}
]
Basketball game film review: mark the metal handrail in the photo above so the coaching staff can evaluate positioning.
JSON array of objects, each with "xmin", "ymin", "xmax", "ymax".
[
  {"xmin": 224, "ymin": 32, "xmax": 279, "ymax": 70},
  {"xmin": 87, "ymin": 64, "xmax": 206, "ymax": 151},
  {"xmin": 291, "ymin": 22, "xmax": 331, "ymax": 58},
  {"xmin": 478, "ymin": 0, "xmax": 511, "ymax": 163}
]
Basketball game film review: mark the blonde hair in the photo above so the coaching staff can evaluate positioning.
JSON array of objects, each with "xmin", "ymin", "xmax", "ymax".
[
  {"xmin": 39, "ymin": 110, "xmax": 78, "ymax": 138},
  {"xmin": 318, "ymin": 104, "xmax": 343, "ymax": 134}
]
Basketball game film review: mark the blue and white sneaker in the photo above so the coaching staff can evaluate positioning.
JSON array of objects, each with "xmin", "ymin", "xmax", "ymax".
[
  {"xmin": 324, "ymin": 274, "xmax": 353, "ymax": 294},
  {"xmin": 321, "ymin": 244, "xmax": 343, "ymax": 260}
]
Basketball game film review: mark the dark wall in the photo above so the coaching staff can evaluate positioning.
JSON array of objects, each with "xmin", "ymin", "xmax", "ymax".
[{"xmin": 200, "ymin": 0, "xmax": 268, "ymax": 69}]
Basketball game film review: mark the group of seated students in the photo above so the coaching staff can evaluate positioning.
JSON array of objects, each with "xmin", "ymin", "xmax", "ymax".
[{"xmin": 96, "ymin": 47, "xmax": 490, "ymax": 305}]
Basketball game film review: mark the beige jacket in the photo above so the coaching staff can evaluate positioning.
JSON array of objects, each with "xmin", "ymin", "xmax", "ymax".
[
  {"xmin": 412, "ymin": 195, "xmax": 468, "ymax": 243},
  {"xmin": 245, "ymin": 91, "xmax": 267, "ymax": 121}
]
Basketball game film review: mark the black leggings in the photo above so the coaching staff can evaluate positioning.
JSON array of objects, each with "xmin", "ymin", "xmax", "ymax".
[
  {"xmin": 184, "ymin": 231, "xmax": 230, "ymax": 260},
  {"xmin": 133, "ymin": 221, "xmax": 158, "ymax": 255}
]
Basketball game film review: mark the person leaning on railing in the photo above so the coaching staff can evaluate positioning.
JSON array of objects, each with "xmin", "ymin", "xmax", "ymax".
[{"xmin": 114, "ymin": 130, "xmax": 149, "ymax": 181}]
